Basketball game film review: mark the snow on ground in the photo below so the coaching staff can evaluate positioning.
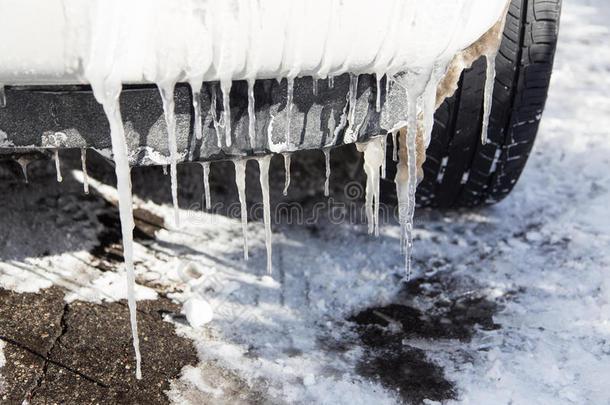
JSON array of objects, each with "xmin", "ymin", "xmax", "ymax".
[{"xmin": 1, "ymin": 0, "xmax": 610, "ymax": 404}]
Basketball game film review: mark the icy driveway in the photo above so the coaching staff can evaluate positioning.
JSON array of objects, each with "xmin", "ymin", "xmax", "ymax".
[{"xmin": 2, "ymin": 0, "xmax": 610, "ymax": 403}]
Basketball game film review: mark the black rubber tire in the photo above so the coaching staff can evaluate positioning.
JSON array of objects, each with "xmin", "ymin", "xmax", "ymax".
[{"xmin": 413, "ymin": 0, "xmax": 562, "ymax": 208}]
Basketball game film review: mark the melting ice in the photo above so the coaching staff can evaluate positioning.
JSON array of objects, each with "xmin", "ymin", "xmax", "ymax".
[
  {"xmin": 233, "ymin": 159, "xmax": 249, "ymax": 260},
  {"xmin": 0, "ymin": 0, "xmax": 510, "ymax": 378}
]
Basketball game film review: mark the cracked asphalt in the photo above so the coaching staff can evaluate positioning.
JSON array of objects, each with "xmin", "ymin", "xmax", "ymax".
[{"xmin": 0, "ymin": 287, "xmax": 197, "ymax": 404}]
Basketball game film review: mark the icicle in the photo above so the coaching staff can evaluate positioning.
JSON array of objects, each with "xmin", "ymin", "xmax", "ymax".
[
  {"xmin": 357, "ymin": 137, "xmax": 384, "ymax": 237},
  {"xmin": 481, "ymin": 54, "xmax": 496, "ymax": 145},
  {"xmin": 405, "ymin": 105, "xmax": 418, "ymax": 280},
  {"xmin": 81, "ymin": 148, "xmax": 89, "ymax": 194},
  {"xmin": 312, "ymin": 78, "xmax": 319, "ymax": 97},
  {"xmin": 54, "ymin": 149, "xmax": 63, "ymax": 182},
  {"xmin": 0, "ymin": 85, "xmax": 5, "ymax": 108},
  {"xmin": 344, "ymin": 74, "xmax": 359, "ymax": 143},
  {"xmin": 348, "ymin": 73, "xmax": 358, "ymax": 125},
  {"xmin": 421, "ymin": 59, "xmax": 452, "ymax": 149},
  {"xmin": 323, "ymin": 148, "xmax": 331, "ymax": 197},
  {"xmin": 158, "ymin": 82, "xmax": 180, "ymax": 227},
  {"xmin": 392, "ymin": 131, "xmax": 398, "ymax": 162},
  {"xmin": 286, "ymin": 77, "xmax": 294, "ymax": 147},
  {"xmin": 381, "ymin": 136, "xmax": 387, "ymax": 179},
  {"xmin": 332, "ymin": 92, "xmax": 350, "ymax": 145},
  {"xmin": 16, "ymin": 157, "xmax": 29, "ymax": 183},
  {"xmin": 328, "ymin": 75, "xmax": 334, "ymax": 88},
  {"xmin": 233, "ymin": 159, "xmax": 249, "ymax": 260},
  {"xmin": 201, "ymin": 162, "xmax": 211, "ymax": 210},
  {"xmin": 282, "ymin": 153, "xmax": 291, "ymax": 196},
  {"xmin": 375, "ymin": 74, "xmax": 382, "ymax": 113},
  {"xmin": 256, "ymin": 156, "xmax": 272, "ymax": 274},
  {"xmin": 383, "ymin": 75, "xmax": 392, "ymax": 126},
  {"xmin": 210, "ymin": 87, "xmax": 222, "ymax": 148},
  {"xmin": 247, "ymin": 79, "xmax": 256, "ymax": 148},
  {"xmin": 385, "ymin": 74, "xmax": 390, "ymax": 96},
  {"xmin": 395, "ymin": 72, "xmax": 429, "ymax": 280},
  {"xmin": 163, "ymin": 165, "xmax": 168, "ymax": 175},
  {"xmin": 189, "ymin": 80, "xmax": 203, "ymax": 140},
  {"xmin": 221, "ymin": 79, "xmax": 232, "ymax": 147},
  {"xmin": 91, "ymin": 82, "xmax": 142, "ymax": 379}
]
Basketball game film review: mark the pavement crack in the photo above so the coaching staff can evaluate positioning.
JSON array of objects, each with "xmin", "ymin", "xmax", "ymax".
[
  {"xmin": 9, "ymin": 303, "xmax": 108, "ymax": 402},
  {"xmin": 27, "ymin": 303, "xmax": 69, "ymax": 402}
]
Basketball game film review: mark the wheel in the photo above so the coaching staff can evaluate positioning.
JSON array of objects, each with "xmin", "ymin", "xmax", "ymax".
[{"xmin": 413, "ymin": 0, "xmax": 562, "ymax": 208}]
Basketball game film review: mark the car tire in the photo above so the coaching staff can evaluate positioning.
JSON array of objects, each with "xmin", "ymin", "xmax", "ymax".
[{"xmin": 405, "ymin": 0, "xmax": 562, "ymax": 208}]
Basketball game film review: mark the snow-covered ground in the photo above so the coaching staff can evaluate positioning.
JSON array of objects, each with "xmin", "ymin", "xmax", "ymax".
[{"xmin": 1, "ymin": 0, "xmax": 610, "ymax": 403}]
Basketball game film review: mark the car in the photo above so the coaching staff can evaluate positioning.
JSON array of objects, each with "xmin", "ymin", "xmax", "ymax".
[{"xmin": 0, "ymin": 0, "xmax": 562, "ymax": 378}]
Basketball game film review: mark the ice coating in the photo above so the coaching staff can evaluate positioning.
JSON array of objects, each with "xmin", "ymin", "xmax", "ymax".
[
  {"xmin": 247, "ymin": 79, "xmax": 256, "ymax": 147},
  {"xmin": 286, "ymin": 78, "xmax": 295, "ymax": 147},
  {"xmin": 323, "ymin": 149, "xmax": 331, "ymax": 197},
  {"xmin": 375, "ymin": 75, "xmax": 382, "ymax": 112},
  {"xmin": 282, "ymin": 153, "xmax": 291, "ymax": 196},
  {"xmin": 233, "ymin": 159, "xmax": 249, "ymax": 260},
  {"xmin": 81, "ymin": 148, "xmax": 89, "ymax": 194},
  {"xmin": 210, "ymin": 88, "xmax": 223, "ymax": 148},
  {"xmin": 421, "ymin": 59, "xmax": 454, "ymax": 149},
  {"xmin": 356, "ymin": 137, "xmax": 384, "ymax": 237},
  {"xmin": 344, "ymin": 74, "xmax": 359, "ymax": 144},
  {"xmin": 221, "ymin": 80, "xmax": 232, "ymax": 147},
  {"xmin": 256, "ymin": 156, "xmax": 273, "ymax": 274},
  {"xmin": 384, "ymin": 78, "xmax": 393, "ymax": 126},
  {"xmin": 200, "ymin": 162, "xmax": 211, "ymax": 210},
  {"xmin": 189, "ymin": 82, "xmax": 203, "ymax": 141},
  {"xmin": 54, "ymin": 149, "xmax": 62, "ymax": 183},
  {"xmin": 0, "ymin": 0, "xmax": 508, "ymax": 86}
]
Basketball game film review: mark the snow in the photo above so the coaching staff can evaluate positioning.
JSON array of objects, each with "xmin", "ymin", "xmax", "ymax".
[
  {"xmin": 183, "ymin": 297, "xmax": 214, "ymax": 328},
  {"xmin": 64, "ymin": 271, "xmax": 157, "ymax": 304},
  {"xmin": 1, "ymin": 0, "xmax": 609, "ymax": 403}
]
